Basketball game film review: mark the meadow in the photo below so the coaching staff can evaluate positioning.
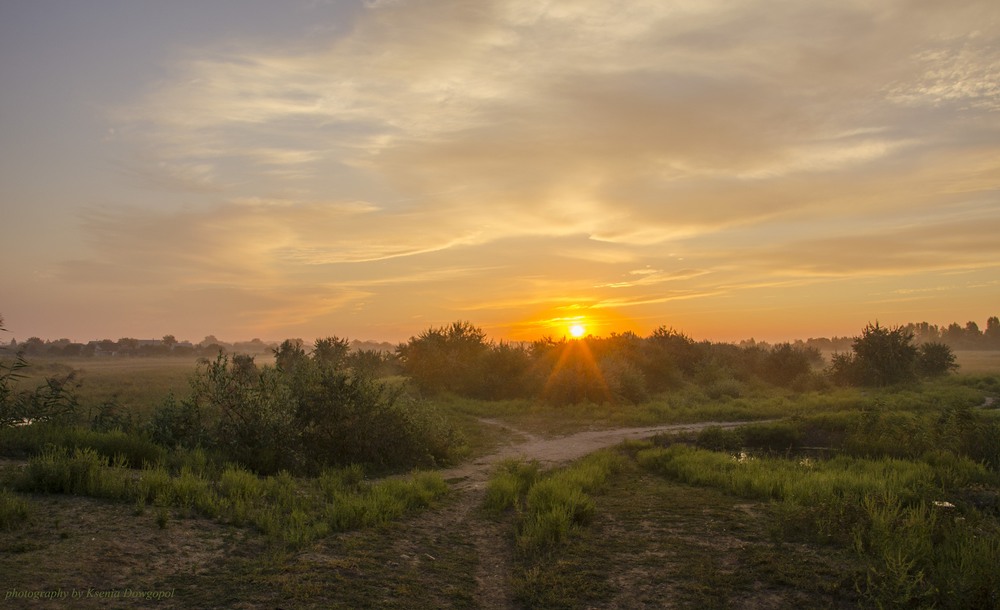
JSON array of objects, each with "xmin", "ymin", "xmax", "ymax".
[{"xmin": 0, "ymin": 346, "xmax": 998, "ymax": 608}]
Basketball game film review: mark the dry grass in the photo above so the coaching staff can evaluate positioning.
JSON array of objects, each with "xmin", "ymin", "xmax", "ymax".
[{"xmin": 954, "ymin": 350, "xmax": 1000, "ymax": 374}]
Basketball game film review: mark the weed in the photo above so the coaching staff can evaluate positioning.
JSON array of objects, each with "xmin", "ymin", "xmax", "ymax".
[
  {"xmin": 155, "ymin": 506, "xmax": 169, "ymax": 529},
  {"xmin": 485, "ymin": 451, "xmax": 625, "ymax": 553},
  {"xmin": 484, "ymin": 459, "xmax": 539, "ymax": 514},
  {"xmin": 0, "ymin": 488, "xmax": 30, "ymax": 530}
]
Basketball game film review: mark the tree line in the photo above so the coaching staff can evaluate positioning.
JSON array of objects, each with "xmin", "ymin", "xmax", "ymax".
[
  {"xmin": 7, "ymin": 335, "xmax": 396, "ymax": 359},
  {"xmin": 393, "ymin": 321, "xmax": 959, "ymax": 404},
  {"xmin": 802, "ymin": 316, "xmax": 1000, "ymax": 351}
]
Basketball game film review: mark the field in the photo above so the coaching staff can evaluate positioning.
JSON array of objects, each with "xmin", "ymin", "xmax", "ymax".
[
  {"xmin": 1, "ymin": 353, "xmax": 998, "ymax": 608},
  {"xmin": 954, "ymin": 350, "xmax": 1000, "ymax": 374}
]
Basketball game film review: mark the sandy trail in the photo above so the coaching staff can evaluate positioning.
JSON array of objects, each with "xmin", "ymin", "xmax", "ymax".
[{"xmin": 440, "ymin": 418, "xmax": 764, "ymax": 491}]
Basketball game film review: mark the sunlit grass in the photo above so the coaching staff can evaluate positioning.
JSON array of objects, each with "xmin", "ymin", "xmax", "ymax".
[
  {"xmin": 484, "ymin": 451, "xmax": 626, "ymax": 552},
  {"xmin": 12, "ymin": 448, "xmax": 448, "ymax": 547}
]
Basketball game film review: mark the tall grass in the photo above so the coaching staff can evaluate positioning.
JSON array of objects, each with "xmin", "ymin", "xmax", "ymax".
[
  {"xmin": 0, "ymin": 488, "xmax": 30, "ymax": 530},
  {"xmin": 483, "ymin": 459, "xmax": 540, "ymax": 513},
  {"xmin": 485, "ymin": 451, "xmax": 626, "ymax": 553},
  {"xmin": 0, "ymin": 424, "xmax": 164, "ymax": 467},
  {"xmin": 636, "ymin": 444, "xmax": 1000, "ymax": 609},
  {"xmin": 13, "ymin": 448, "xmax": 448, "ymax": 547}
]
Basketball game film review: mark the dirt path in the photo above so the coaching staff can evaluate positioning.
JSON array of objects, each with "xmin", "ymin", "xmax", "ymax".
[
  {"xmin": 441, "ymin": 418, "xmax": 764, "ymax": 491},
  {"xmin": 419, "ymin": 418, "xmax": 766, "ymax": 608}
]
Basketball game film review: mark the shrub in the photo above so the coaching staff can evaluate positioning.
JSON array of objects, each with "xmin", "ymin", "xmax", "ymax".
[
  {"xmin": 696, "ymin": 426, "xmax": 743, "ymax": 452},
  {"xmin": 916, "ymin": 342, "xmax": 958, "ymax": 378},
  {"xmin": 742, "ymin": 422, "xmax": 800, "ymax": 452},
  {"xmin": 829, "ymin": 323, "xmax": 920, "ymax": 387},
  {"xmin": 0, "ymin": 340, "xmax": 80, "ymax": 428},
  {"xmin": 147, "ymin": 394, "xmax": 207, "ymax": 451}
]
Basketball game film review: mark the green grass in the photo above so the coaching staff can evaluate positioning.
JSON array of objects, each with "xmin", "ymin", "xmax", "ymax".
[
  {"xmin": 484, "ymin": 450, "xmax": 626, "ymax": 553},
  {"xmin": 0, "ymin": 423, "xmax": 165, "ymax": 466},
  {"xmin": 636, "ymin": 442, "xmax": 1000, "ymax": 609},
  {"xmin": 12, "ymin": 448, "xmax": 449, "ymax": 548}
]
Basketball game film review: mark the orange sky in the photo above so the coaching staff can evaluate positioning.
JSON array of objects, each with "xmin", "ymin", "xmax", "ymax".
[{"xmin": 2, "ymin": 1, "xmax": 998, "ymax": 345}]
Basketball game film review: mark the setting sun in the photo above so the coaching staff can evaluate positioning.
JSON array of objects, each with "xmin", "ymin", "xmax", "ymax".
[{"xmin": 569, "ymin": 324, "xmax": 586, "ymax": 338}]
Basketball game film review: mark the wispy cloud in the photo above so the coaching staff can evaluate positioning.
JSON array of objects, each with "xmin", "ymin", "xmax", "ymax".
[{"xmin": 59, "ymin": 0, "xmax": 1000, "ymax": 340}]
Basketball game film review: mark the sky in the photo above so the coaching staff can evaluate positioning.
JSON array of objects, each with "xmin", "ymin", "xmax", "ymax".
[{"xmin": 1, "ymin": 0, "xmax": 998, "ymax": 345}]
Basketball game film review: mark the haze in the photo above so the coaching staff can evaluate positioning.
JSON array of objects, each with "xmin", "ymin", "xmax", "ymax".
[{"xmin": 2, "ymin": 0, "xmax": 998, "ymax": 344}]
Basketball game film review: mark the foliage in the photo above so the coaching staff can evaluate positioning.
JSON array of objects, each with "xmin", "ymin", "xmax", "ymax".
[
  {"xmin": 395, "ymin": 321, "xmax": 825, "ymax": 405},
  {"xmin": 827, "ymin": 322, "xmax": 958, "ymax": 387},
  {"xmin": 916, "ymin": 342, "xmax": 959, "ymax": 378},
  {"xmin": 397, "ymin": 321, "xmax": 492, "ymax": 396},
  {"xmin": 1, "ymin": 357, "xmax": 79, "ymax": 428},
  {"xmin": 148, "ymin": 346, "xmax": 461, "ymax": 475}
]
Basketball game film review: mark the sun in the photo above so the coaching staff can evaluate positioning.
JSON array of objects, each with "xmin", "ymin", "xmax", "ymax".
[{"xmin": 569, "ymin": 324, "xmax": 586, "ymax": 338}]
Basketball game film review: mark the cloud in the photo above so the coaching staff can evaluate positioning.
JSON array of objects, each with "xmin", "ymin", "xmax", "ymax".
[{"xmin": 73, "ymin": 0, "xmax": 1000, "ymax": 339}]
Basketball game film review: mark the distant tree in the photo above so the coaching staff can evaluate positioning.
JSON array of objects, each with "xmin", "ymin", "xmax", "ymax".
[
  {"xmin": 965, "ymin": 321, "xmax": 982, "ymax": 338},
  {"xmin": 312, "ymin": 336, "xmax": 351, "ymax": 371},
  {"xmin": 162, "ymin": 334, "xmax": 178, "ymax": 350},
  {"xmin": 829, "ymin": 323, "xmax": 919, "ymax": 387},
  {"xmin": 21, "ymin": 337, "xmax": 45, "ymax": 356},
  {"xmin": 397, "ymin": 321, "xmax": 490, "ymax": 396},
  {"xmin": 640, "ymin": 327, "xmax": 700, "ymax": 391},
  {"xmin": 986, "ymin": 316, "xmax": 1000, "ymax": 348},
  {"xmin": 273, "ymin": 339, "xmax": 308, "ymax": 374},
  {"xmin": 942, "ymin": 323, "xmax": 966, "ymax": 346},
  {"xmin": 760, "ymin": 343, "xmax": 815, "ymax": 387},
  {"xmin": 915, "ymin": 342, "xmax": 958, "ymax": 377}
]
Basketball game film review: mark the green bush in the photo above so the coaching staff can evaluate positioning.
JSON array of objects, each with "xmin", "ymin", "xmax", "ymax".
[
  {"xmin": 741, "ymin": 422, "xmax": 800, "ymax": 452},
  {"xmin": 696, "ymin": 426, "xmax": 743, "ymax": 452}
]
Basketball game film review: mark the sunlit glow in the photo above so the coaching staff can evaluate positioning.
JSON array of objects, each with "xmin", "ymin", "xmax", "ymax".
[{"xmin": 569, "ymin": 324, "xmax": 586, "ymax": 338}]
